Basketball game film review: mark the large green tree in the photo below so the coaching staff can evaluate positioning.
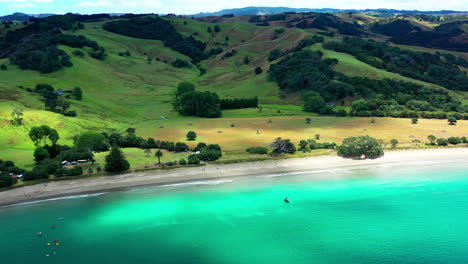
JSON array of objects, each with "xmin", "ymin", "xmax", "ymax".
[
  {"xmin": 75, "ymin": 132, "xmax": 110, "ymax": 152},
  {"xmin": 105, "ymin": 146, "xmax": 130, "ymax": 173},
  {"xmin": 177, "ymin": 91, "xmax": 221, "ymax": 118},
  {"xmin": 29, "ymin": 125, "xmax": 59, "ymax": 147},
  {"xmin": 337, "ymin": 136, "xmax": 384, "ymax": 159}
]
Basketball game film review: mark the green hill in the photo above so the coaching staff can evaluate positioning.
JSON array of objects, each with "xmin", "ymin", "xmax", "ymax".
[{"xmin": 0, "ymin": 12, "xmax": 467, "ymax": 172}]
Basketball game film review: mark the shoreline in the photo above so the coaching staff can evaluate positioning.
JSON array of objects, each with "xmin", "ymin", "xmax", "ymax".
[{"xmin": 1, "ymin": 148, "xmax": 467, "ymax": 207}]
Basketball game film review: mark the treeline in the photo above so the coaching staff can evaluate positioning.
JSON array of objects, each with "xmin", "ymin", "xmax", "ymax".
[
  {"xmin": 294, "ymin": 14, "xmax": 364, "ymax": 36},
  {"xmin": 389, "ymin": 21, "xmax": 468, "ymax": 52},
  {"xmin": 174, "ymin": 82, "xmax": 259, "ymax": 117},
  {"xmin": 324, "ymin": 37, "xmax": 468, "ymax": 91},
  {"xmin": 370, "ymin": 19, "xmax": 421, "ymax": 36},
  {"xmin": 0, "ymin": 13, "xmax": 104, "ymax": 73},
  {"xmin": 20, "ymin": 84, "xmax": 82, "ymax": 117},
  {"xmin": 103, "ymin": 16, "xmax": 207, "ymax": 63},
  {"xmin": 350, "ymin": 98, "xmax": 468, "ymax": 119},
  {"xmin": 220, "ymin": 97, "xmax": 258, "ymax": 109},
  {"xmin": 269, "ymin": 49, "xmax": 466, "ymax": 116}
]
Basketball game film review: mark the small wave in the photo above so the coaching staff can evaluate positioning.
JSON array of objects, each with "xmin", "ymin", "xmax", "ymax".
[
  {"xmin": 158, "ymin": 179, "xmax": 234, "ymax": 188},
  {"xmin": 8, "ymin": 192, "xmax": 109, "ymax": 207},
  {"xmin": 258, "ymin": 168, "xmax": 348, "ymax": 178}
]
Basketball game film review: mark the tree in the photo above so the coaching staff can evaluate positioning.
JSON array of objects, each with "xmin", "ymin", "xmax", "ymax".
[
  {"xmin": 176, "ymin": 82, "xmax": 196, "ymax": 98},
  {"xmin": 214, "ymin": 25, "xmax": 221, "ymax": 32},
  {"xmin": 207, "ymin": 26, "xmax": 212, "ymax": 33},
  {"xmin": 29, "ymin": 125, "xmax": 59, "ymax": 147},
  {"xmin": 188, "ymin": 154, "xmax": 200, "ymax": 165},
  {"xmin": 34, "ymin": 148, "xmax": 50, "ymax": 162},
  {"xmin": 337, "ymin": 136, "xmax": 384, "ymax": 159},
  {"xmin": 254, "ymin": 67, "xmax": 262, "ymax": 75},
  {"xmin": 75, "ymin": 132, "xmax": 109, "ymax": 152},
  {"xmin": 144, "ymin": 149, "xmax": 152, "ymax": 156},
  {"xmin": 126, "ymin": 128, "xmax": 136, "ymax": 134},
  {"xmin": 315, "ymin": 134, "xmax": 320, "ymax": 140},
  {"xmin": 305, "ymin": 117, "xmax": 312, "ymax": 124},
  {"xmin": 105, "ymin": 145, "xmax": 130, "ymax": 173},
  {"xmin": 411, "ymin": 118, "xmax": 418, "ymax": 124},
  {"xmin": 244, "ymin": 56, "xmax": 250, "ymax": 65},
  {"xmin": 0, "ymin": 64, "xmax": 7, "ymax": 71},
  {"xmin": 11, "ymin": 107, "xmax": 24, "ymax": 125},
  {"xmin": 155, "ymin": 150, "xmax": 163, "ymax": 165},
  {"xmin": 427, "ymin": 134, "xmax": 436, "ymax": 144},
  {"xmin": 390, "ymin": 139, "xmax": 398, "ymax": 148},
  {"xmin": 437, "ymin": 138, "xmax": 448, "ymax": 146},
  {"xmin": 186, "ymin": 131, "xmax": 197, "ymax": 141},
  {"xmin": 448, "ymin": 116, "xmax": 457, "ymax": 125},
  {"xmin": 299, "ymin": 140, "xmax": 308, "ymax": 150},
  {"xmin": 73, "ymin": 87, "xmax": 83, "ymax": 100},
  {"xmin": 304, "ymin": 91, "xmax": 325, "ymax": 113},
  {"xmin": 176, "ymin": 91, "xmax": 221, "ymax": 118},
  {"xmin": 271, "ymin": 138, "xmax": 296, "ymax": 155},
  {"xmin": 448, "ymin": 137, "xmax": 461, "ymax": 145}
]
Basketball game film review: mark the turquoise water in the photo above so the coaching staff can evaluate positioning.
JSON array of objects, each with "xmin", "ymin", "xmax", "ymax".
[{"xmin": 1, "ymin": 160, "xmax": 468, "ymax": 264}]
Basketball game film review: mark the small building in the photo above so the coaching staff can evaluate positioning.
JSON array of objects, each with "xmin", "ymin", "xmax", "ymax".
[{"xmin": 54, "ymin": 89, "xmax": 65, "ymax": 96}]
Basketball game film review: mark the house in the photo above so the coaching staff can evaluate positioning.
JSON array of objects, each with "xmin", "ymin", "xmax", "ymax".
[
  {"xmin": 54, "ymin": 89, "xmax": 65, "ymax": 96},
  {"xmin": 77, "ymin": 159, "xmax": 89, "ymax": 163}
]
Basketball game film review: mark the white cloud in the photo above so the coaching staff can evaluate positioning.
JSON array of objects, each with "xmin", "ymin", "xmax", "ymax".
[
  {"xmin": 76, "ymin": 0, "xmax": 162, "ymax": 10},
  {"xmin": 9, "ymin": 2, "xmax": 35, "ymax": 7}
]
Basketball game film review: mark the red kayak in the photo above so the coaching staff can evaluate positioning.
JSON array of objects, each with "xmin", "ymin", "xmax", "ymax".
[{"xmin": 50, "ymin": 226, "xmax": 56, "ymax": 229}]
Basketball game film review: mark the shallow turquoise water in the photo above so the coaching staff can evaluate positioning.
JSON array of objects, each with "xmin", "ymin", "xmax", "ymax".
[{"xmin": 1, "ymin": 160, "xmax": 468, "ymax": 264}]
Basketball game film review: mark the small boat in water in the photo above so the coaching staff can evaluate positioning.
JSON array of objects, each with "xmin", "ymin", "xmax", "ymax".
[{"xmin": 284, "ymin": 197, "xmax": 290, "ymax": 203}]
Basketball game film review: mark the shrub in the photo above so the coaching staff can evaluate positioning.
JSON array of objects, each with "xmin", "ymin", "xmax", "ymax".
[
  {"xmin": 246, "ymin": 147, "xmax": 268, "ymax": 155},
  {"xmin": 188, "ymin": 154, "xmax": 200, "ymax": 165},
  {"xmin": 179, "ymin": 159, "xmax": 187, "ymax": 165},
  {"xmin": 72, "ymin": 50, "xmax": 84, "ymax": 57},
  {"xmin": 0, "ymin": 173, "xmax": 14, "ymax": 188},
  {"xmin": 23, "ymin": 167, "xmax": 49, "ymax": 181},
  {"xmin": 254, "ymin": 67, "xmax": 262, "ymax": 75},
  {"xmin": 172, "ymin": 59, "xmax": 190, "ymax": 68},
  {"xmin": 436, "ymin": 138, "xmax": 448, "ymax": 146},
  {"xmin": 0, "ymin": 64, "xmax": 7, "ymax": 70},
  {"xmin": 447, "ymin": 137, "xmax": 461, "ymax": 145}
]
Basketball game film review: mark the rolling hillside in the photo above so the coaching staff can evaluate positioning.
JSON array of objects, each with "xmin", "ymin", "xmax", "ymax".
[{"xmin": 0, "ymin": 12, "xmax": 467, "ymax": 170}]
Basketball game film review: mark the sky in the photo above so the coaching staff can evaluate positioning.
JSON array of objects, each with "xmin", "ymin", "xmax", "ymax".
[{"xmin": 0, "ymin": 0, "xmax": 466, "ymax": 15}]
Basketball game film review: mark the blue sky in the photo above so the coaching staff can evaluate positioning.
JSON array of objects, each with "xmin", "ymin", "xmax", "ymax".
[{"xmin": 0, "ymin": 0, "xmax": 466, "ymax": 15}]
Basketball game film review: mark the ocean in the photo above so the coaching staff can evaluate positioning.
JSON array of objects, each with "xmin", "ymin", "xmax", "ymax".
[{"xmin": 1, "ymin": 159, "xmax": 468, "ymax": 264}]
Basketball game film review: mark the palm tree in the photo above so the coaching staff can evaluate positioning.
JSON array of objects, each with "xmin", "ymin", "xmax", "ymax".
[{"xmin": 155, "ymin": 150, "xmax": 163, "ymax": 165}]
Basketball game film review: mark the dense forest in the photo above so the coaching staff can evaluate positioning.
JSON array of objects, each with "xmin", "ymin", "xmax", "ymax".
[
  {"xmin": 103, "ymin": 16, "xmax": 208, "ymax": 63},
  {"xmin": 269, "ymin": 49, "xmax": 466, "ymax": 116},
  {"xmin": 389, "ymin": 21, "xmax": 468, "ymax": 52},
  {"xmin": 324, "ymin": 37, "xmax": 468, "ymax": 91},
  {"xmin": 0, "ymin": 14, "xmax": 104, "ymax": 73}
]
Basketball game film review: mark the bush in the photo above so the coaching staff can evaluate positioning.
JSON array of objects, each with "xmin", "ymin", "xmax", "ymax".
[
  {"xmin": 72, "ymin": 50, "xmax": 84, "ymax": 57},
  {"xmin": 179, "ymin": 159, "xmax": 187, "ymax": 165},
  {"xmin": 437, "ymin": 138, "xmax": 448, "ymax": 146},
  {"xmin": 447, "ymin": 137, "xmax": 461, "ymax": 145},
  {"xmin": 188, "ymin": 154, "xmax": 200, "ymax": 165},
  {"xmin": 246, "ymin": 146, "xmax": 268, "ymax": 155},
  {"xmin": 23, "ymin": 167, "xmax": 49, "ymax": 181},
  {"xmin": 337, "ymin": 136, "xmax": 384, "ymax": 159},
  {"xmin": 172, "ymin": 59, "xmax": 190, "ymax": 68},
  {"xmin": 0, "ymin": 173, "xmax": 14, "ymax": 188},
  {"xmin": 0, "ymin": 64, "xmax": 7, "ymax": 70},
  {"xmin": 34, "ymin": 147, "xmax": 50, "ymax": 162},
  {"xmin": 254, "ymin": 67, "xmax": 262, "ymax": 75},
  {"xmin": 56, "ymin": 166, "xmax": 83, "ymax": 177}
]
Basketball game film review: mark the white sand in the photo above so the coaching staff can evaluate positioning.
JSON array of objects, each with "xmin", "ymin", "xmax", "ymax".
[{"xmin": 1, "ymin": 148, "xmax": 467, "ymax": 207}]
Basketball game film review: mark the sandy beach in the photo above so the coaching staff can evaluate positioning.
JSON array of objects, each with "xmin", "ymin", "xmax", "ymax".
[{"xmin": 1, "ymin": 148, "xmax": 467, "ymax": 207}]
